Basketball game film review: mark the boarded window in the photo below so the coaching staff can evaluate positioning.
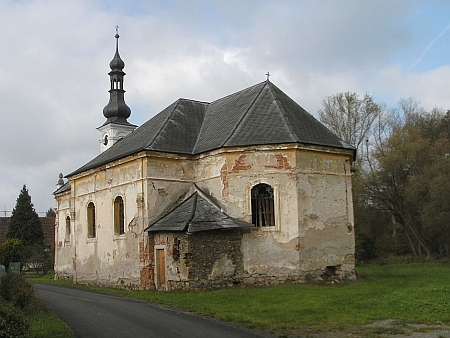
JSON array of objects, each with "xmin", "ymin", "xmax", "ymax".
[
  {"xmin": 251, "ymin": 183, "xmax": 275, "ymax": 227},
  {"xmin": 87, "ymin": 202, "xmax": 96, "ymax": 238},
  {"xmin": 114, "ymin": 196, "xmax": 125, "ymax": 235},
  {"xmin": 65, "ymin": 216, "xmax": 71, "ymax": 242}
]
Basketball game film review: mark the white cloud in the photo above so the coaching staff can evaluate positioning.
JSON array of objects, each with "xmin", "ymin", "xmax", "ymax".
[{"xmin": 1, "ymin": 0, "xmax": 450, "ymax": 213}]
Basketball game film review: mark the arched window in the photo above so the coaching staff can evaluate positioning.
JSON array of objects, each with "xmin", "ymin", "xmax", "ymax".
[
  {"xmin": 65, "ymin": 216, "xmax": 71, "ymax": 242},
  {"xmin": 87, "ymin": 202, "xmax": 96, "ymax": 238},
  {"xmin": 251, "ymin": 183, "xmax": 275, "ymax": 227},
  {"xmin": 114, "ymin": 196, "xmax": 125, "ymax": 235}
]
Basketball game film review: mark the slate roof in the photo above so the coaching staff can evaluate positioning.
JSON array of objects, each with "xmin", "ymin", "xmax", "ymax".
[
  {"xmin": 145, "ymin": 191, "xmax": 253, "ymax": 233},
  {"xmin": 69, "ymin": 81, "xmax": 354, "ymax": 177},
  {"xmin": 54, "ymin": 182, "xmax": 71, "ymax": 195}
]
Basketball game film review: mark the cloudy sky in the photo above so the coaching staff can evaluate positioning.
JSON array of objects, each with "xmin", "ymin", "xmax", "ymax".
[{"xmin": 1, "ymin": 0, "xmax": 450, "ymax": 215}]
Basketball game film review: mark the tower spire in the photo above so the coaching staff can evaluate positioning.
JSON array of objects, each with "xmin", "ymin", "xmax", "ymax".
[
  {"xmin": 97, "ymin": 27, "xmax": 136, "ymax": 153},
  {"xmin": 102, "ymin": 27, "xmax": 130, "ymax": 123}
]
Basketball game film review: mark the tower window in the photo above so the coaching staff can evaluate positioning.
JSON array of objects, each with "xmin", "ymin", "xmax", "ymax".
[
  {"xmin": 251, "ymin": 184, "xmax": 275, "ymax": 227},
  {"xmin": 87, "ymin": 202, "xmax": 96, "ymax": 238},
  {"xmin": 114, "ymin": 196, "xmax": 125, "ymax": 235}
]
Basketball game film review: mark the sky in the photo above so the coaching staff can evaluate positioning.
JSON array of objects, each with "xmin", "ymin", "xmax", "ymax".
[{"xmin": 2, "ymin": 0, "xmax": 450, "ymax": 215}]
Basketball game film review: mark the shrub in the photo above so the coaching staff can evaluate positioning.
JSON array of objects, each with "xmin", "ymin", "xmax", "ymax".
[
  {"xmin": 0, "ymin": 274, "xmax": 35, "ymax": 309},
  {"xmin": 0, "ymin": 299, "xmax": 29, "ymax": 337},
  {"xmin": 0, "ymin": 238, "xmax": 23, "ymax": 271}
]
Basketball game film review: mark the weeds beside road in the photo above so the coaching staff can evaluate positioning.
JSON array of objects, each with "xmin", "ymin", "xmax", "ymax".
[{"xmin": 0, "ymin": 273, "xmax": 73, "ymax": 338}]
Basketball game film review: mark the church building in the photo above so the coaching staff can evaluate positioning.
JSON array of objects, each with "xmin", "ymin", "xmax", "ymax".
[{"xmin": 54, "ymin": 32, "xmax": 356, "ymax": 290}]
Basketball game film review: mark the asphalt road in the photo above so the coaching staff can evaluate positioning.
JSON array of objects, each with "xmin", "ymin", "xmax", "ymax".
[{"xmin": 34, "ymin": 283, "xmax": 275, "ymax": 338}]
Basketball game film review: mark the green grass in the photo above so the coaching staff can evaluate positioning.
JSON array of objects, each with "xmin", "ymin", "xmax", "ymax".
[
  {"xmin": 27, "ymin": 300, "xmax": 74, "ymax": 338},
  {"xmin": 29, "ymin": 264, "xmax": 450, "ymax": 336}
]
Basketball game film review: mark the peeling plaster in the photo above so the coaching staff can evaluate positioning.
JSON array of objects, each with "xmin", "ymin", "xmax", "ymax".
[{"xmin": 55, "ymin": 145, "xmax": 355, "ymax": 289}]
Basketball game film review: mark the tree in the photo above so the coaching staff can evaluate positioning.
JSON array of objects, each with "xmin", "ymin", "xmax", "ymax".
[
  {"xmin": 363, "ymin": 107, "xmax": 450, "ymax": 258},
  {"xmin": 46, "ymin": 208, "xmax": 56, "ymax": 217},
  {"xmin": 319, "ymin": 92, "xmax": 383, "ymax": 156},
  {"xmin": 6, "ymin": 185, "xmax": 44, "ymax": 247},
  {"xmin": 0, "ymin": 238, "xmax": 23, "ymax": 271},
  {"xmin": 320, "ymin": 92, "xmax": 450, "ymax": 259}
]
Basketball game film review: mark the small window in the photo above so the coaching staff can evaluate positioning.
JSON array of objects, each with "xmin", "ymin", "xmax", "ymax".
[
  {"xmin": 114, "ymin": 196, "xmax": 125, "ymax": 235},
  {"xmin": 65, "ymin": 216, "xmax": 71, "ymax": 242},
  {"xmin": 87, "ymin": 202, "xmax": 96, "ymax": 238},
  {"xmin": 251, "ymin": 183, "xmax": 275, "ymax": 227}
]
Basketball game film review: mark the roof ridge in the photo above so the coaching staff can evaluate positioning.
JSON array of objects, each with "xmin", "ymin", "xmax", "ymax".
[
  {"xmin": 178, "ymin": 98, "xmax": 210, "ymax": 105},
  {"xmin": 144, "ymin": 99, "xmax": 182, "ymax": 149},
  {"xmin": 186, "ymin": 193, "xmax": 198, "ymax": 233},
  {"xmin": 209, "ymin": 81, "xmax": 266, "ymax": 105},
  {"xmin": 221, "ymin": 81, "xmax": 267, "ymax": 147},
  {"xmin": 266, "ymin": 81, "xmax": 300, "ymax": 142},
  {"xmin": 191, "ymin": 103, "xmax": 211, "ymax": 154},
  {"xmin": 193, "ymin": 184, "xmax": 223, "ymax": 210}
]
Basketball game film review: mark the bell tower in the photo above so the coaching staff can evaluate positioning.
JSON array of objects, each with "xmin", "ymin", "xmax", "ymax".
[{"xmin": 97, "ymin": 27, "xmax": 136, "ymax": 153}]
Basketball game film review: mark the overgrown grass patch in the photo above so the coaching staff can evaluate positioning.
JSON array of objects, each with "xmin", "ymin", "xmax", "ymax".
[
  {"xmin": 27, "ymin": 300, "xmax": 74, "ymax": 338},
  {"xmin": 1, "ymin": 273, "xmax": 74, "ymax": 338},
  {"xmin": 30, "ymin": 264, "xmax": 450, "ymax": 335}
]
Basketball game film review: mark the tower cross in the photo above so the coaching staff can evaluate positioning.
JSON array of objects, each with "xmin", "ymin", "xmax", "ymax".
[{"xmin": 266, "ymin": 72, "xmax": 271, "ymax": 80}]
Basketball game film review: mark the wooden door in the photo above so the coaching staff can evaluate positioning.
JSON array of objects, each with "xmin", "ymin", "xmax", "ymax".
[{"xmin": 156, "ymin": 249, "xmax": 166, "ymax": 289}]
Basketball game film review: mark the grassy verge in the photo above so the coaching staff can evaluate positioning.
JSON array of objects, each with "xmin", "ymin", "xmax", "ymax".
[
  {"xmin": 27, "ymin": 300, "xmax": 74, "ymax": 338},
  {"xmin": 29, "ymin": 264, "xmax": 450, "ymax": 336},
  {"xmin": 0, "ymin": 273, "xmax": 74, "ymax": 338}
]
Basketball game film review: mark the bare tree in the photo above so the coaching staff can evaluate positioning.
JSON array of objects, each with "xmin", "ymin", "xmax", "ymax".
[{"xmin": 319, "ymin": 92, "xmax": 383, "ymax": 157}]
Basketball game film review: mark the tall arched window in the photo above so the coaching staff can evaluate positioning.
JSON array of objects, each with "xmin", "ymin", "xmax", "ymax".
[
  {"xmin": 251, "ymin": 183, "xmax": 275, "ymax": 227},
  {"xmin": 87, "ymin": 202, "xmax": 96, "ymax": 238},
  {"xmin": 65, "ymin": 216, "xmax": 71, "ymax": 242},
  {"xmin": 114, "ymin": 196, "xmax": 125, "ymax": 235}
]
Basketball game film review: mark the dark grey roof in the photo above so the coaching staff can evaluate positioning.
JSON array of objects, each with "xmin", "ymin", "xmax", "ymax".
[
  {"xmin": 70, "ymin": 99, "xmax": 208, "ymax": 176},
  {"xmin": 145, "ymin": 191, "xmax": 253, "ymax": 233},
  {"xmin": 69, "ymin": 81, "xmax": 354, "ymax": 177},
  {"xmin": 53, "ymin": 182, "xmax": 71, "ymax": 195}
]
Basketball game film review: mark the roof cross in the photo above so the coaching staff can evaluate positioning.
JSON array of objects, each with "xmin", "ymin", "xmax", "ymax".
[
  {"xmin": 266, "ymin": 72, "xmax": 271, "ymax": 81},
  {"xmin": 115, "ymin": 25, "xmax": 119, "ymax": 34}
]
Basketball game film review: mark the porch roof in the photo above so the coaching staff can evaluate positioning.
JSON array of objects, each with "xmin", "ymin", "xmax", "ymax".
[{"xmin": 145, "ymin": 192, "xmax": 253, "ymax": 234}]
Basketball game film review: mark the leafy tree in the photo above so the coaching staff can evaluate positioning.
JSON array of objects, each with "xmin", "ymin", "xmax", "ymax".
[
  {"xmin": 45, "ymin": 208, "xmax": 56, "ymax": 217},
  {"xmin": 363, "ymin": 107, "xmax": 450, "ymax": 258},
  {"xmin": 321, "ymin": 92, "xmax": 450, "ymax": 259},
  {"xmin": 6, "ymin": 185, "xmax": 44, "ymax": 247},
  {"xmin": 0, "ymin": 238, "xmax": 23, "ymax": 271}
]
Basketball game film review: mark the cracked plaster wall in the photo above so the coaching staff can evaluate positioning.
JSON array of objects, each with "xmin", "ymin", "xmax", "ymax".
[
  {"xmin": 296, "ymin": 150, "xmax": 355, "ymax": 279},
  {"xmin": 56, "ymin": 158, "xmax": 147, "ymax": 287},
  {"xmin": 197, "ymin": 146, "xmax": 355, "ymax": 282},
  {"xmin": 55, "ymin": 144, "xmax": 355, "ymax": 288},
  {"xmin": 54, "ymin": 190, "xmax": 75, "ymax": 279}
]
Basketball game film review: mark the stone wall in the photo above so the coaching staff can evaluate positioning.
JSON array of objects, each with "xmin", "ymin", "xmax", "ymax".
[{"xmin": 157, "ymin": 229, "xmax": 247, "ymax": 290}]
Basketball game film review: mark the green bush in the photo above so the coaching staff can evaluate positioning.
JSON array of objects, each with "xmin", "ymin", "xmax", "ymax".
[
  {"xmin": 0, "ymin": 274, "xmax": 35, "ymax": 309},
  {"xmin": 0, "ymin": 299, "xmax": 29, "ymax": 338},
  {"xmin": 0, "ymin": 238, "xmax": 23, "ymax": 271}
]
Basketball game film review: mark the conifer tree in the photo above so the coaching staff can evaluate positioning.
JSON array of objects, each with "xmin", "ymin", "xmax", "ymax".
[
  {"xmin": 46, "ymin": 208, "xmax": 56, "ymax": 217},
  {"xmin": 6, "ymin": 185, "xmax": 44, "ymax": 247}
]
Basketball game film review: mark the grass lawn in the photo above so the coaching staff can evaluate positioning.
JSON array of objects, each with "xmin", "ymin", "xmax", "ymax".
[{"xmin": 29, "ymin": 264, "xmax": 450, "ymax": 336}]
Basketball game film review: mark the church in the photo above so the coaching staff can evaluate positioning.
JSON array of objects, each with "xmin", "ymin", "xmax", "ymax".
[{"xmin": 54, "ymin": 32, "xmax": 356, "ymax": 290}]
